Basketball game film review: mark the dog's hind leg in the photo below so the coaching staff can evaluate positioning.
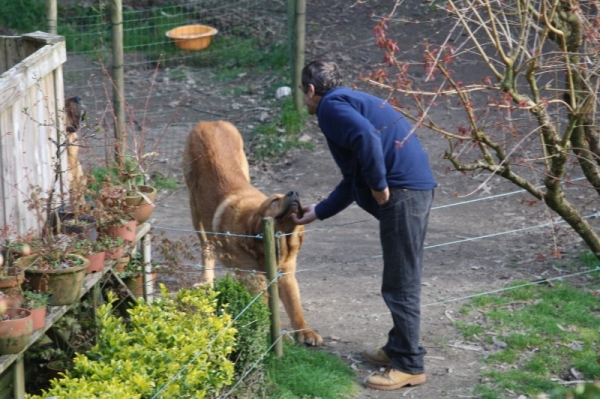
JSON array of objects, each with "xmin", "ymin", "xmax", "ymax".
[
  {"xmin": 199, "ymin": 231, "xmax": 215, "ymax": 286},
  {"xmin": 189, "ymin": 196, "xmax": 215, "ymax": 287}
]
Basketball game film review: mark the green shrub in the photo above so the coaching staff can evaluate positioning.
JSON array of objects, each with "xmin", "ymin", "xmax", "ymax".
[
  {"xmin": 28, "ymin": 286, "xmax": 236, "ymax": 398},
  {"xmin": 214, "ymin": 275, "xmax": 270, "ymax": 376}
]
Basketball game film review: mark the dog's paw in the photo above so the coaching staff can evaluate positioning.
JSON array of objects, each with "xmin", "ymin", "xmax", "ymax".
[{"xmin": 296, "ymin": 329, "xmax": 323, "ymax": 346}]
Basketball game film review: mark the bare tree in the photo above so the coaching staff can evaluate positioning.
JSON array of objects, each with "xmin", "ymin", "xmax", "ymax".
[{"xmin": 364, "ymin": 0, "xmax": 600, "ymax": 258}]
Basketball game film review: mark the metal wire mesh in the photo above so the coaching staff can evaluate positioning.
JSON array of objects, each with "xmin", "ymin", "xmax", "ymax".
[{"xmin": 57, "ymin": 0, "xmax": 288, "ymax": 179}]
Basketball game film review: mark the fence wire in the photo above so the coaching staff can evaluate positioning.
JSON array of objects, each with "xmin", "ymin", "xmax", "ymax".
[{"xmin": 53, "ymin": 0, "xmax": 288, "ymax": 178}]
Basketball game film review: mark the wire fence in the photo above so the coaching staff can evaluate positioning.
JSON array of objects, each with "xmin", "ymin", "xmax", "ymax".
[
  {"xmin": 49, "ymin": 0, "xmax": 289, "ymax": 178},
  {"xmin": 140, "ymin": 181, "xmax": 600, "ymax": 397}
]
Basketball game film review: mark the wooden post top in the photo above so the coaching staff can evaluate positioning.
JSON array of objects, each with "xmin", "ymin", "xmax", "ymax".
[{"xmin": 21, "ymin": 31, "xmax": 64, "ymax": 45}]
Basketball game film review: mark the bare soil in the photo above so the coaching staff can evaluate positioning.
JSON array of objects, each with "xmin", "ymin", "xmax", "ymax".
[{"xmin": 66, "ymin": 0, "xmax": 599, "ymax": 397}]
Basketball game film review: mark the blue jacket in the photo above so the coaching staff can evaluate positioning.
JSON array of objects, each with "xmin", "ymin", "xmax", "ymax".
[{"xmin": 314, "ymin": 87, "xmax": 437, "ymax": 220}]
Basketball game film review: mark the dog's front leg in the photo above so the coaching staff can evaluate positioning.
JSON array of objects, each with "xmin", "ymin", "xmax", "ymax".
[
  {"xmin": 277, "ymin": 270, "xmax": 323, "ymax": 346},
  {"xmin": 200, "ymin": 242, "xmax": 215, "ymax": 286}
]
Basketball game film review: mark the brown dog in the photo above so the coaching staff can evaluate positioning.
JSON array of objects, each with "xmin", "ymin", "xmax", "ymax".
[
  {"xmin": 183, "ymin": 120, "xmax": 322, "ymax": 346},
  {"xmin": 64, "ymin": 95, "xmax": 86, "ymax": 187}
]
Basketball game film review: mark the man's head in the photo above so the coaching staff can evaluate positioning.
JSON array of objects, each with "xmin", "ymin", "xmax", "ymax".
[
  {"xmin": 301, "ymin": 60, "xmax": 343, "ymax": 95},
  {"xmin": 300, "ymin": 60, "xmax": 343, "ymax": 115}
]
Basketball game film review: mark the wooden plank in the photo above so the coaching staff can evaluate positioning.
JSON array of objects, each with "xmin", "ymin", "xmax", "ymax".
[
  {"xmin": 0, "ymin": 41, "xmax": 66, "ymax": 114},
  {"xmin": 0, "ymin": 102, "xmax": 21, "ymax": 233},
  {"xmin": 0, "ymin": 38, "xmax": 7, "ymax": 75},
  {"xmin": 0, "ymin": 105, "xmax": 9, "ymax": 231},
  {"xmin": 0, "ymin": 71, "xmax": 26, "ymax": 116},
  {"xmin": 21, "ymin": 32, "xmax": 64, "ymax": 45},
  {"xmin": 13, "ymin": 356, "xmax": 24, "ymax": 399},
  {"xmin": 0, "ymin": 367, "xmax": 13, "ymax": 394},
  {"xmin": 5, "ymin": 36, "xmax": 21, "ymax": 74},
  {"xmin": 142, "ymin": 232, "xmax": 154, "ymax": 303}
]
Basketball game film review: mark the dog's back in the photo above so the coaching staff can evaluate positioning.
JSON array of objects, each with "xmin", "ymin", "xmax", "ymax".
[{"xmin": 183, "ymin": 120, "xmax": 252, "ymax": 230}]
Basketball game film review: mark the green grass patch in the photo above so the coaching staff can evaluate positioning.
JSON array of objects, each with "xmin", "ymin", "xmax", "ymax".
[
  {"xmin": 263, "ymin": 342, "xmax": 358, "ymax": 399},
  {"xmin": 251, "ymin": 97, "xmax": 313, "ymax": 161},
  {"xmin": 455, "ymin": 277, "xmax": 600, "ymax": 399}
]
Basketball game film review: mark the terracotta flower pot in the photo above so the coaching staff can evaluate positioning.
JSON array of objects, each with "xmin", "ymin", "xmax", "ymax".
[
  {"xmin": 125, "ymin": 185, "xmax": 157, "ymax": 224},
  {"xmin": 0, "ymin": 268, "xmax": 25, "ymax": 309},
  {"xmin": 29, "ymin": 306, "xmax": 46, "ymax": 330},
  {"xmin": 123, "ymin": 273, "xmax": 157, "ymax": 298},
  {"xmin": 105, "ymin": 244, "xmax": 125, "ymax": 260},
  {"xmin": 84, "ymin": 251, "xmax": 106, "ymax": 274},
  {"xmin": 114, "ymin": 255, "xmax": 130, "ymax": 273},
  {"xmin": 46, "ymin": 358, "xmax": 73, "ymax": 380},
  {"xmin": 0, "ymin": 308, "xmax": 33, "ymax": 355},
  {"xmin": 103, "ymin": 220, "xmax": 137, "ymax": 243}
]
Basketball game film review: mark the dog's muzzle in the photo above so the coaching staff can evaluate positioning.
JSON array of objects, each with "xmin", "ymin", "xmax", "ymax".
[{"xmin": 276, "ymin": 191, "xmax": 304, "ymax": 220}]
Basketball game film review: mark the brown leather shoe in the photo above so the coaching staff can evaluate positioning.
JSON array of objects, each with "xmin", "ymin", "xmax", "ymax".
[
  {"xmin": 362, "ymin": 348, "xmax": 391, "ymax": 366},
  {"xmin": 366, "ymin": 367, "xmax": 426, "ymax": 391}
]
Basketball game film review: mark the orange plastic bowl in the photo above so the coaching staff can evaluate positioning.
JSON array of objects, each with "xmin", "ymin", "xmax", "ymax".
[{"xmin": 165, "ymin": 25, "xmax": 218, "ymax": 51}]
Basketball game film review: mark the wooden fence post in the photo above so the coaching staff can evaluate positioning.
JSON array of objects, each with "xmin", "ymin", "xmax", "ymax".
[
  {"xmin": 263, "ymin": 217, "xmax": 283, "ymax": 358},
  {"xmin": 110, "ymin": 0, "xmax": 126, "ymax": 166},
  {"xmin": 292, "ymin": 0, "xmax": 306, "ymax": 113},
  {"xmin": 142, "ymin": 231, "xmax": 154, "ymax": 303},
  {"xmin": 46, "ymin": 0, "xmax": 57, "ymax": 34}
]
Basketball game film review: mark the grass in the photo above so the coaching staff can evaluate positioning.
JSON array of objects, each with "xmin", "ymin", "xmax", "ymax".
[
  {"xmin": 251, "ymin": 97, "xmax": 313, "ymax": 161},
  {"xmin": 455, "ymin": 254, "xmax": 600, "ymax": 399},
  {"xmin": 262, "ymin": 342, "xmax": 359, "ymax": 399}
]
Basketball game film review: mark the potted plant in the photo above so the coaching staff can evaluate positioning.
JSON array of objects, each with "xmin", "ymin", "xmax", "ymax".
[
  {"xmin": 54, "ymin": 179, "xmax": 98, "ymax": 242},
  {"xmin": 119, "ymin": 252, "xmax": 160, "ymax": 298},
  {"xmin": 92, "ymin": 157, "xmax": 158, "ymax": 225},
  {"xmin": 73, "ymin": 238, "xmax": 107, "ymax": 274},
  {"xmin": 95, "ymin": 183, "xmax": 137, "ymax": 243},
  {"xmin": 15, "ymin": 236, "xmax": 90, "ymax": 306},
  {"xmin": 102, "ymin": 235, "xmax": 125, "ymax": 261},
  {"xmin": 23, "ymin": 290, "xmax": 50, "ymax": 330},
  {"xmin": 0, "ymin": 240, "xmax": 32, "ymax": 309},
  {"xmin": 0, "ymin": 308, "xmax": 33, "ymax": 355}
]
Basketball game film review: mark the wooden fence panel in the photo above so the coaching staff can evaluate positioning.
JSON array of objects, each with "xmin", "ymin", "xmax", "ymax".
[{"xmin": 0, "ymin": 32, "xmax": 66, "ymax": 237}]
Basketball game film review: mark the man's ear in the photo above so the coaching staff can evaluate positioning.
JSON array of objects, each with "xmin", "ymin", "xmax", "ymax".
[{"xmin": 307, "ymin": 84, "xmax": 316, "ymax": 98}]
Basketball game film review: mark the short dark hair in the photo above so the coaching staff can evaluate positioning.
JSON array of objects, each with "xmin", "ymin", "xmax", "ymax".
[{"xmin": 301, "ymin": 60, "xmax": 343, "ymax": 96}]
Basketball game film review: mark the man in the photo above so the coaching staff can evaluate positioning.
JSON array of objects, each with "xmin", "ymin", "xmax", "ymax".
[{"xmin": 292, "ymin": 59, "xmax": 437, "ymax": 391}]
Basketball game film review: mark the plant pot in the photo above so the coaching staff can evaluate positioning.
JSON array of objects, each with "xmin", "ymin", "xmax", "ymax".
[
  {"xmin": 125, "ymin": 185, "xmax": 157, "ymax": 224},
  {"xmin": 114, "ymin": 255, "xmax": 130, "ymax": 273},
  {"xmin": 61, "ymin": 218, "xmax": 98, "ymax": 242},
  {"xmin": 46, "ymin": 358, "xmax": 73, "ymax": 380},
  {"xmin": 55, "ymin": 206, "xmax": 98, "ymax": 241},
  {"xmin": 84, "ymin": 251, "xmax": 106, "ymax": 274},
  {"xmin": 123, "ymin": 273, "xmax": 157, "ymax": 298},
  {"xmin": 105, "ymin": 244, "xmax": 125, "ymax": 260},
  {"xmin": 0, "ymin": 268, "xmax": 25, "ymax": 309},
  {"xmin": 29, "ymin": 306, "xmax": 46, "ymax": 330},
  {"xmin": 0, "ymin": 308, "xmax": 33, "ymax": 355},
  {"xmin": 19, "ymin": 255, "xmax": 89, "ymax": 306},
  {"xmin": 103, "ymin": 220, "xmax": 137, "ymax": 243}
]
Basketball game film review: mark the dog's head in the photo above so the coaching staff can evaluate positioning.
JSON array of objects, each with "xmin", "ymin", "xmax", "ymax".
[
  {"xmin": 65, "ymin": 95, "xmax": 86, "ymax": 133},
  {"xmin": 255, "ymin": 191, "xmax": 304, "ymax": 233},
  {"xmin": 244, "ymin": 191, "xmax": 304, "ymax": 262}
]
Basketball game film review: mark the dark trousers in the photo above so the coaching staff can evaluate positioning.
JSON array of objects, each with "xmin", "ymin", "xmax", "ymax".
[{"xmin": 379, "ymin": 187, "xmax": 434, "ymax": 374}]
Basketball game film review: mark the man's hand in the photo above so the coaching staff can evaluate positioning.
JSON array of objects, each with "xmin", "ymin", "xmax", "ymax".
[
  {"xmin": 292, "ymin": 204, "xmax": 318, "ymax": 225},
  {"xmin": 371, "ymin": 187, "xmax": 390, "ymax": 205}
]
